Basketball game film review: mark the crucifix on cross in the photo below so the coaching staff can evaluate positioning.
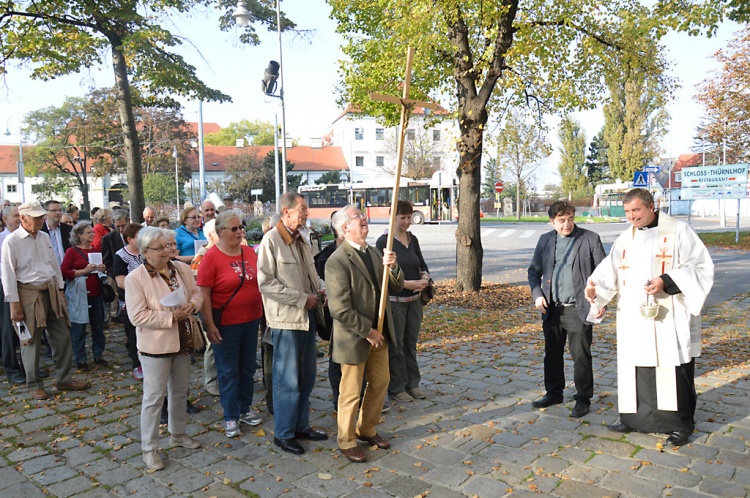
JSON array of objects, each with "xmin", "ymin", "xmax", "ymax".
[{"xmin": 369, "ymin": 47, "xmax": 441, "ymax": 334}]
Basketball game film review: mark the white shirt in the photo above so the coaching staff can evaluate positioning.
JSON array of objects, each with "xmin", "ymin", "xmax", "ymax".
[
  {"xmin": 1, "ymin": 226, "xmax": 64, "ymax": 302},
  {"xmin": 0, "ymin": 228, "xmax": 10, "ymax": 281}
]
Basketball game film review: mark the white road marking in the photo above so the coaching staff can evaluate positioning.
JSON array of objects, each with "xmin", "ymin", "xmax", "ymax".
[
  {"xmin": 482, "ymin": 229, "xmax": 496, "ymax": 236},
  {"xmin": 520, "ymin": 230, "xmax": 536, "ymax": 239},
  {"xmin": 497, "ymin": 229, "xmax": 515, "ymax": 237}
]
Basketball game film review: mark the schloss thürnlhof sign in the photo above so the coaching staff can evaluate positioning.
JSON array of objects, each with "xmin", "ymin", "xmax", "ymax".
[{"xmin": 681, "ymin": 163, "xmax": 749, "ymax": 200}]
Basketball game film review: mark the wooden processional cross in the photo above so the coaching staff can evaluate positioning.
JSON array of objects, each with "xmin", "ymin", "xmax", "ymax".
[{"xmin": 369, "ymin": 47, "xmax": 441, "ymax": 334}]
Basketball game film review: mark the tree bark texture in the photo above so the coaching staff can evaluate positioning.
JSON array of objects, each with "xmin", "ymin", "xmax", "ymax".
[{"xmin": 111, "ymin": 42, "xmax": 145, "ymax": 223}]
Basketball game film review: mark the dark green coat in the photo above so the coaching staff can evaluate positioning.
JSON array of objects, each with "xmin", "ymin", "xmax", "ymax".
[{"xmin": 326, "ymin": 242, "xmax": 404, "ymax": 365}]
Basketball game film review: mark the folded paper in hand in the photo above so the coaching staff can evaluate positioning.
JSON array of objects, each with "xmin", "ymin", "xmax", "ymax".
[
  {"xmin": 15, "ymin": 321, "xmax": 32, "ymax": 345},
  {"xmin": 88, "ymin": 252, "xmax": 103, "ymax": 265},
  {"xmin": 160, "ymin": 287, "xmax": 186, "ymax": 308}
]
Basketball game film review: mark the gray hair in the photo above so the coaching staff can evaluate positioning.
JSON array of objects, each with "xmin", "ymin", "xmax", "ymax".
[
  {"xmin": 215, "ymin": 210, "xmax": 242, "ymax": 235},
  {"xmin": 112, "ymin": 208, "xmax": 130, "ymax": 222},
  {"xmin": 136, "ymin": 226, "xmax": 167, "ymax": 254},
  {"xmin": 2, "ymin": 205, "xmax": 16, "ymax": 219},
  {"xmin": 70, "ymin": 221, "xmax": 92, "ymax": 247},
  {"xmin": 279, "ymin": 192, "xmax": 303, "ymax": 212},
  {"xmin": 331, "ymin": 204, "xmax": 358, "ymax": 236}
]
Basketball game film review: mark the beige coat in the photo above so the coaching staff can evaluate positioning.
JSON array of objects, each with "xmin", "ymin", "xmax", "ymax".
[
  {"xmin": 124, "ymin": 261, "xmax": 203, "ymax": 355},
  {"xmin": 326, "ymin": 242, "xmax": 403, "ymax": 365},
  {"xmin": 257, "ymin": 221, "xmax": 323, "ymax": 331}
]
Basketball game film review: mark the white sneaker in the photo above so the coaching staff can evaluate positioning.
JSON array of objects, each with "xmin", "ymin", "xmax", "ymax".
[
  {"xmin": 142, "ymin": 450, "xmax": 164, "ymax": 471},
  {"xmin": 225, "ymin": 420, "xmax": 241, "ymax": 438},
  {"xmin": 205, "ymin": 383, "xmax": 219, "ymax": 396},
  {"xmin": 239, "ymin": 410, "xmax": 263, "ymax": 426},
  {"xmin": 170, "ymin": 433, "xmax": 201, "ymax": 449}
]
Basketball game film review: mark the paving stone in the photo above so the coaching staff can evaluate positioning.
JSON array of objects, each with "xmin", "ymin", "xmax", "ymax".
[
  {"xmin": 706, "ymin": 434, "xmax": 748, "ymax": 452},
  {"xmin": 20, "ymin": 453, "xmax": 64, "ymax": 474},
  {"xmin": 410, "ymin": 445, "xmax": 466, "ymax": 466},
  {"xmin": 46, "ymin": 475, "xmax": 96, "ymax": 497},
  {"xmin": 637, "ymin": 463, "xmax": 702, "ymax": 488},
  {"xmin": 533, "ymin": 455, "xmax": 570, "ymax": 475},
  {"xmin": 717, "ymin": 449, "xmax": 750, "ymax": 469},
  {"xmin": 690, "ymin": 458, "xmax": 736, "ymax": 480},
  {"xmin": 378, "ymin": 451, "xmax": 435, "ymax": 477},
  {"xmin": 0, "ymin": 466, "xmax": 29, "ymax": 489},
  {"xmin": 7, "ymin": 446, "xmax": 48, "ymax": 462},
  {"xmin": 160, "ymin": 463, "xmax": 215, "ymax": 494},
  {"xmin": 461, "ymin": 475, "xmax": 514, "ymax": 496},
  {"xmin": 552, "ymin": 479, "xmax": 621, "ymax": 498},
  {"xmin": 634, "ymin": 448, "xmax": 693, "ymax": 469},
  {"xmin": 31, "ymin": 464, "xmax": 80, "ymax": 486},
  {"xmin": 112, "ymin": 475, "xmax": 175, "ymax": 497},
  {"xmin": 559, "ymin": 463, "xmax": 607, "ymax": 483},
  {"xmin": 479, "ymin": 444, "xmax": 537, "ymax": 466},
  {"xmin": 191, "ymin": 481, "xmax": 249, "ymax": 498},
  {"xmin": 0, "ymin": 480, "xmax": 48, "ymax": 498},
  {"xmin": 600, "ymin": 471, "xmax": 667, "ymax": 497},
  {"xmin": 422, "ymin": 465, "xmax": 473, "ymax": 488},
  {"xmin": 660, "ymin": 488, "xmax": 714, "ymax": 498},
  {"xmin": 64, "ymin": 445, "xmax": 103, "ymax": 466},
  {"xmin": 698, "ymin": 476, "xmax": 748, "ymax": 497}
]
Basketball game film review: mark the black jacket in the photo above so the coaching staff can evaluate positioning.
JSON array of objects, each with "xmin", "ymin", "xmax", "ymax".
[
  {"xmin": 102, "ymin": 229, "xmax": 125, "ymax": 275},
  {"xmin": 41, "ymin": 221, "xmax": 72, "ymax": 254},
  {"xmin": 528, "ymin": 226, "xmax": 606, "ymax": 325}
]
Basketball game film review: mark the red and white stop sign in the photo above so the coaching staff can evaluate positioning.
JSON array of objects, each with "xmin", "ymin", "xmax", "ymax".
[{"xmin": 495, "ymin": 181, "xmax": 504, "ymax": 193}]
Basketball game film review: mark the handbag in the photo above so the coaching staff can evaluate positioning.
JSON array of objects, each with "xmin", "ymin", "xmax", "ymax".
[
  {"xmin": 212, "ymin": 248, "xmax": 246, "ymax": 327},
  {"xmin": 421, "ymin": 278, "xmax": 436, "ymax": 305},
  {"xmin": 99, "ymin": 275, "xmax": 116, "ymax": 303},
  {"xmin": 115, "ymin": 299, "xmax": 128, "ymax": 323},
  {"xmin": 189, "ymin": 315, "xmax": 206, "ymax": 352}
]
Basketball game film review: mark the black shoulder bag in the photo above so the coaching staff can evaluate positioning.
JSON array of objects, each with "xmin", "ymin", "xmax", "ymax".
[{"xmin": 211, "ymin": 248, "xmax": 246, "ymax": 327}]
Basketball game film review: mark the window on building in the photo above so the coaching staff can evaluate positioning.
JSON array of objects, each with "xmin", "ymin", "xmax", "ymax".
[
  {"xmin": 376, "ymin": 156, "xmax": 385, "ymax": 167},
  {"xmin": 355, "ymin": 156, "xmax": 364, "ymax": 167},
  {"xmin": 674, "ymin": 171, "xmax": 682, "ymax": 183},
  {"xmin": 406, "ymin": 129, "xmax": 415, "ymax": 140},
  {"xmin": 433, "ymin": 129, "xmax": 441, "ymax": 141},
  {"xmin": 375, "ymin": 128, "xmax": 384, "ymax": 140},
  {"xmin": 6, "ymin": 184, "xmax": 17, "ymax": 193},
  {"xmin": 432, "ymin": 156, "xmax": 441, "ymax": 169},
  {"xmin": 355, "ymin": 128, "xmax": 364, "ymax": 140}
]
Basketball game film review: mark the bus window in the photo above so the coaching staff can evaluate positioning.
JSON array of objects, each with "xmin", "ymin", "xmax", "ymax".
[
  {"xmin": 329, "ymin": 188, "xmax": 348, "ymax": 207},
  {"xmin": 401, "ymin": 186, "xmax": 429, "ymax": 206},
  {"xmin": 368, "ymin": 188, "xmax": 392, "ymax": 207},
  {"xmin": 307, "ymin": 190, "xmax": 328, "ymax": 207}
]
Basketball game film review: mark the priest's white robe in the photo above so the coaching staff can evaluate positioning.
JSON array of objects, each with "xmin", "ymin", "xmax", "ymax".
[{"xmin": 589, "ymin": 213, "xmax": 713, "ymax": 416}]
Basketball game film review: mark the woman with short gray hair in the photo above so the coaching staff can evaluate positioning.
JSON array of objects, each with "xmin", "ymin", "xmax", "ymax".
[
  {"xmin": 61, "ymin": 221, "xmax": 108, "ymax": 370},
  {"xmin": 125, "ymin": 226, "xmax": 204, "ymax": 471}
]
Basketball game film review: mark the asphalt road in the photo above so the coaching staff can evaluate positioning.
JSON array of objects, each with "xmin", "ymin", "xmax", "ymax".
[{"xmin": 366, "ymin": 216, "xmax": 749, "ymax": 307}]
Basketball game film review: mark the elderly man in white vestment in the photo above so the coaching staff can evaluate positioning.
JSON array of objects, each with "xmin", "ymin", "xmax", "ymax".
[{"xmin": 585, "ymin": 188, "xmax": 713, "ymax": 447}]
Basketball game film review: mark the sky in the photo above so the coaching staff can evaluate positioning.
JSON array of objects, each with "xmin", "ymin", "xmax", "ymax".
[{"xmin": 0, "ymin": 1, "xmax": 741, "ymax": 186}]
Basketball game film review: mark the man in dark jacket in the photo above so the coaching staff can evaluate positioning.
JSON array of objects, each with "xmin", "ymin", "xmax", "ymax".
[
  {"xmin": 102, "ymin": 209, "xmax": 129, "ymax": 275},
  {"xmin": 40, "ymin": 200, "xmax": 72, "ymax": 266},
  {"xmin": 528, "ymin": 201, "xmax": 606, "ymax": 418}
]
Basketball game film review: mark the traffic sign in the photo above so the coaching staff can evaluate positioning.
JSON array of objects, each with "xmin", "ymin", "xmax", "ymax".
[
  {"xmin": 494, "ymin": 181, "xmax": 504, "ymax": 193},
  {"xmin": 633, "ymin": 171, "xmax": 649, "ymax": 188},
  {"xmin": 643, "ymin": 165, "xmax": 660, "ymax": 173},
  {"xmin": 681, "ymin": 164, "xmax": 748, "ymax": 187}
]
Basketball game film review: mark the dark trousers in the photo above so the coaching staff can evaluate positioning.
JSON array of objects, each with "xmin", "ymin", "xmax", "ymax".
[
  {"xmin": 261, "ymin": 341, "xmax": 273, "ymax": 407},
  {"xmin": 123, "ymin": 318, "xmax": 140, "ymax": 369},
  {"xmin": 1, "ymin": 282, "xmax": 24, "ymax": 379},
  {"xmin": 542, "ymin": 305, "xmax": 593, "ymax": 403}
]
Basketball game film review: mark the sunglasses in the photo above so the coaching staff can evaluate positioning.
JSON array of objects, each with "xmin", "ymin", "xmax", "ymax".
[{"xmin": 225, "ymin": 225, "xmax": 245, "ymax": 232}]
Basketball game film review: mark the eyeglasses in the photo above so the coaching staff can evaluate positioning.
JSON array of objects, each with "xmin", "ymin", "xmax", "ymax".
[
  {"xmin": 348, "ymin": 213, "xmax": 367, "ymax": 220},
  {"xmin": 48, "ymin": 209, "xmax": 62, "ymax": 213},
  {"xmin": 147, "ymin": 245, "xmax": 170, "ymax": 252},
  {"xmin": 165, "ymin": 243, "xmax": 176, "ymax": 248},
  {"xmin": 226, "ymin": 225, "xmax": 245, "ymax": 232},
  {"xmin": 186, "ymin": 216, "xmax": 201, "ymax": 220}
]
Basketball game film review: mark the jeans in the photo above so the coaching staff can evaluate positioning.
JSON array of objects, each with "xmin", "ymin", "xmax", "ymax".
[
  {"xmin": 123, "ymin": 318, "xmax": 140, "ymax": 369},
  {"xmin": 271, "ymin": 312, "xmax": 317, "ymax": 439},
  {"xmin": 1, "ymin": 282, "xmax": 24, "ymax": 379},
  {"xmin": 212, "ymin": 319, "xmax": 259, "ymax": 421},
  {"xmin": 69, "ymin": 294, "xmax": 106, "ymax": 364},
  {"xmin": 388, "ymin": 299, "xmax": 423, "ymax": 395}
]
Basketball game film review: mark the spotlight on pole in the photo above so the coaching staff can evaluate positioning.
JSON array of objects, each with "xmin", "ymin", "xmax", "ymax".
[{"xmin": 262, "ymin": 61, "xmax": 280, "ymax": 95}]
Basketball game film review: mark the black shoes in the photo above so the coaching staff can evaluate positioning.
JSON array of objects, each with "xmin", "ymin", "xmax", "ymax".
[
  {"xmin": 295, "ymin": 428, "xmax": 328, "ymax": 441},
  {"xmin": 666, "ymin": 429, "xmax": 692, "ymax": 447},
  {"xmin": 187, "ymin": 400, "xmax": 200, "ymax": 414},
  {"xmin": 607, "ymin": 422, "xmax": 634, "ymax": 433},
  {"xmin": 531, "ymin": 395, "xmax": 563, "ymax": 408},
  {"xmin": 274, "ymin": 437, "xmax": 305, "ymax": 455},
  {"xmin": 93, "ymin": 358, "xmax": 108, "ymax": 367},
  {"xmin": 571, "ymin": 401, "xmax": 590, "ymax": 418}
]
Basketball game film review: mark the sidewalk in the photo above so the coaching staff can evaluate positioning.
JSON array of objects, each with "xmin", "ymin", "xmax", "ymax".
[{"xmin": 0, "ymin": 292, "xmax": 748, "ymax": 497}]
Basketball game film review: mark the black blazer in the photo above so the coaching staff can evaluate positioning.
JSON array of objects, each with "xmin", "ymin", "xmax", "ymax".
[
  {"xmin": 527, "ymin": 226, "xmax": 606, "ymax": 324},
  {"xmin": 102, "ymin": 229, "xmax": 125, "ymax": 274},
  {"xmin": 41, "ymin": 221, "xmax": 72, "ymax": 254}
]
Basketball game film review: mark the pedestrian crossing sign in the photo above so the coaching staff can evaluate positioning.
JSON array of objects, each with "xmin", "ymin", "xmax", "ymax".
[{"xmin": 633, "ymin": 171, "xmax": 649, "ymax": 188}]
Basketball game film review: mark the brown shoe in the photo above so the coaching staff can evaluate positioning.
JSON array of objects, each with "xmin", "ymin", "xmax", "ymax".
[
  {"xmin": 30, "ymin": 389, "xmax": 50, "ymax": 400},
  {"xmin": 356, "ymin": 433, "xmax": 391, "ymax": 449},
  {"xmin": 341, "ymin": 446, "xmax": 367, "ymax": 463},
  {"xmin": 56, "ymin": 380, "xmax": 90, "ymax": 391}
]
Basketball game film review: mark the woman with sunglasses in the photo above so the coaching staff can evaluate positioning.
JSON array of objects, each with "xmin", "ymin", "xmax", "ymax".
[
  {"xmin": 174, "ymin": 207, "xmax": 206, "ymax": 264},
  {"xmin": 197, "ymin": 211, "xmax": 263, "ymax": 438}
]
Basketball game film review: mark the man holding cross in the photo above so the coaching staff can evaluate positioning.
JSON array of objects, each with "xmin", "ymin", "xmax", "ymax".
[{"xmin": 585, "ymin": 188, "xmax": 713, "ymax": 447}]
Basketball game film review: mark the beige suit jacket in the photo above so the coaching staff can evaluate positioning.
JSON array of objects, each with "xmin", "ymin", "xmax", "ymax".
[{"xmin": 326, "ymin": 241, "xmax": 403, "ymax": 365}]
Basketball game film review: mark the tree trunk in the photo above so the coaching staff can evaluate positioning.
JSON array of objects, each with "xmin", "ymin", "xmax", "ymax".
[
  {"xmin": 111, "ymin": 42, "xmax": 145, "ymax": 223},
  {"xmin": 454, "ymin": 113, "xmax": 485, "ymax": 292},
  {"xmin": 516, "ymin": 177, "xmax": 521, "ymax": 220}
]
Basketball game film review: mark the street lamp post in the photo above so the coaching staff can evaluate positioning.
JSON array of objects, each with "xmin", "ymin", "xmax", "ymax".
[
  {"xmin": 233, "ymin": 0, "xmax": 288, "ymax": 194},
  {"xmin": 4, "ymin": 119, "xmax": 25, "ymax": 202}
]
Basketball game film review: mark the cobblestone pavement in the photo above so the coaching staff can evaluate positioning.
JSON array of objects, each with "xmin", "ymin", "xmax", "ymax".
[{"xmin": 1, "ymin": 294, "xmax": 749, "ymax": 498}]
